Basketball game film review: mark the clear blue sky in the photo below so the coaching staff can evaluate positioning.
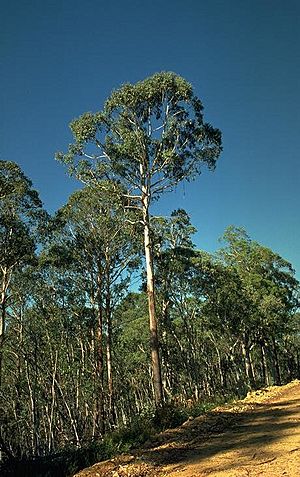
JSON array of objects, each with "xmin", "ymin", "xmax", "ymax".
[{"xmin": 1, "ymin": 0, "xmax": 299, "ymax": 276}]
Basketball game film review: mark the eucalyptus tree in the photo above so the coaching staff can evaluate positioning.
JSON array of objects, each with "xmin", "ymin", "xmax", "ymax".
[
  {"xmin": 193, "ymin": 253, "xmax": 252, "ymax": 393},
  {"xmin": 219, "ymin": 226, "xmax": 299, "ymax": 387},
  {"xmin": 0, "ymin": 161, "xmax": 46, "ymax": 462},
  {"xmin": 0, "ymin": 161, "xmax": 44, "ymax": 387},
  {"xmin": 50, "ymin": 180, "xmax": 139, "ymax": 432},
  {"xmin": 57, "ymin": 72, "xmax": 222, "ymax": 404}
]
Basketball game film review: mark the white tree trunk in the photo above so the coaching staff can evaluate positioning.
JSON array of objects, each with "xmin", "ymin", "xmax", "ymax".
[{"xmin": 142, "ymin": 192, "xmax": 163, "ymax": 405}]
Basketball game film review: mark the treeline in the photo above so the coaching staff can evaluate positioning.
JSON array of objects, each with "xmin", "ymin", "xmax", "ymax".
[
  {"xmin": 0, "ymin": 160, "xmax": 299, "ymax": 462},
  {"xmin": 0, "ymin": 72, "xmax": 299, "ymax": 466}
]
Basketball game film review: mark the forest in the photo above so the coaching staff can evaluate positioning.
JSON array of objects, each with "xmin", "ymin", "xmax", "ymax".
[{"xmin": 0, "ymin": 73, "xmax": 299, "ymax": 476}]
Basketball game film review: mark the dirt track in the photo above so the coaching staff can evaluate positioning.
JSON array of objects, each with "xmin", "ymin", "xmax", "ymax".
[{"xmin": 74, "ymin": 381, "xmax": 300, "ymax": 477}]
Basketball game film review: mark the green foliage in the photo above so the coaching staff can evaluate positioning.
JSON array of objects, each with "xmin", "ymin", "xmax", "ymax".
[
  {"xmin": 219, "ymin": 225, "xmax": 299, "ymax": 340},
  {"xmin": 0, "ymin": 215, "xmax": 36, "ymax": 268},
  {"xmin": 57, "ymin": 72, "xmax": 222, "ymax": 196},
  {"xmin": 0, "ymin": 161, "xmax": 45, "ymax": 269},
  {"xmin": 0, "ymin": 160, "xmax": 42, "ymax": 213},
  {"xmin": 152, "ymin": 402, "xmax": 189, "ymax": 430}
]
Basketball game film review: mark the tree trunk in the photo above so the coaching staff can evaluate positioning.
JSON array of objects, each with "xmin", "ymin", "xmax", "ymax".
[
  {"xmin": 142, "ymin": 191, "xmax": 163, "ymax": 406},
  {"xmin": 96, "ymin": 309, "xmax": 104, "ymax": 434},
  {"xmin": 0, "ymin": 268, "xmax": 9, "ymax": 462},
  {"xmin": 260, "ymin": 341, "xmax": 270, "ymax": 386},
  {"xmin": 105, "ymin": 275, "xmax": 116, "ymax": 427},
  {"xmin": 0, "ymin": 268, "xmax": 9, "ymax": 389},
  {"xmin": 25, "ymin": 359, "xmax": 38, "ymax": 455},
  {"xmin": 272, "ymin": 336, "xmax": 281, "ymax": 385},
  {"xmin": 216, "ymin": 345, "xmax": 225, "ymax": 388},
  {"xmin": 241, "ymin": 337, "xmax": 255, "ymax": 389},
  {"xmin": 96, "ymin": 273, "xmax": 105, "ymax": 435}
]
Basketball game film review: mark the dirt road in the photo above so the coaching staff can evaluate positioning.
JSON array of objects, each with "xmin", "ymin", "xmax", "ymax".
[{"xmin": 74, "ymin": 381, "xmax": 300, "ymax": 477}]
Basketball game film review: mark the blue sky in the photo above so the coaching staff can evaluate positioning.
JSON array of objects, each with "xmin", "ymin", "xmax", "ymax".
[{"xmin": 1, "ymin": 0, "xmax": 299, "ymax": 276}]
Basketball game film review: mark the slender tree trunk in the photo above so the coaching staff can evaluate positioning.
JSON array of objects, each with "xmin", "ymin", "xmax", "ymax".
[
  {"xmin": 25, "ymin": 360, "xmax": 38, "ymax": 455},
  {"xmin": 96, "ymin": 304, "xmax": 104, "ymax": 434},
  {"xmin": 241, "ymin": 338, "xmax": 255, "ymax": 389},
  {"xmin": 105, "ymin": 274, "xmax": 116, "ymax": 427},
  {"xmin": 0, "ymin": 268, "xmax": 9, "ymax": 462},
  {"xmin": 272, "ymin": 336, "xmax": 281, "ymax": 385},
  {"xmin": 141, "ymin": 191, "xmax": 163, "ymax": 406},
  {"xmin": 0, "ymin": 268, "xmax": 9, "ymax": 389},
  {"xmin": 55, "ymin": 377, "xmax": 80, "ymax": 447},
  {"xmin": 260, "ymin": 342, "xmax": 270, "ymax": 386},
  {"xmin": 216, "ymin": 346, "xmax": 225, "ymax": 388},
  {"xmin": 95, "ymin": 272, "xmax": 105, "ymax": 435},
  {"xmin": 209, "ymin": 335, "xmax": 225, "ymax": 389},
  {"xmin": 48, "ymin": 351, "xmax": 58, "ymax": 452}
]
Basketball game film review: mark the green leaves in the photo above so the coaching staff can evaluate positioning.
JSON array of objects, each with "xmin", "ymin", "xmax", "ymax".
[
  {"xmin": 57, "ymin": 72, "xmax": 222, "ymax": 198},
  {"xmin": 70, "ymin": 112, "xmax": 102, "ymax": 144},
  {"xmin": 105, "ymin": 72, "xmax": 193, "ymax": 112},
  {"xmin": 219, "ymin": 226, "xmax": 300, "ymax": 341},
  {"xmin": 0, "ymin": 215, "xmax": 35, "ymax": 269},
  {"xmin": 0, "ymin": 161, "xmax": 46, "ymax": 273},
  {"xmin": 0, "ymin": 160, "xmax": 42, "ymax": 215}
]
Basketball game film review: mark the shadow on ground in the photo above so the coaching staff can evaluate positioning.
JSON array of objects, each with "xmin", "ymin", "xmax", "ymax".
[{"xmin": 139, "ymin": 395, "xmax": 300, "ymax": 474}]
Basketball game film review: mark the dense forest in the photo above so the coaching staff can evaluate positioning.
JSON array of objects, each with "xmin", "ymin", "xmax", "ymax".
[{"xmin": 1, "ymin": 73, "xmax": 299, "ymax": 475}]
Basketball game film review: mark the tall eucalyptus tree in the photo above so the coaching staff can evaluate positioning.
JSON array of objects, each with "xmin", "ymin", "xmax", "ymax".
[
  {"xmin": 0, "ymin": 161, "xmax": 44, "ymax": 386},
  {"xmin": 57, "ymin": 72, "xmax": 222, "ymax": 404},
  {"xmin": 219, "ymin": 226, "xmax": 299, "ymax": 387},
  {"xmin": 0, "ymin": 161, "xmax": 45, "ymax": 461}
]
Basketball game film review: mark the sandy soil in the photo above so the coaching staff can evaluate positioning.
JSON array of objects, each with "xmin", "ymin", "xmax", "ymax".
[{"xmin": 74, "ymin": 380, "xmax": 300, "ymax": 477}]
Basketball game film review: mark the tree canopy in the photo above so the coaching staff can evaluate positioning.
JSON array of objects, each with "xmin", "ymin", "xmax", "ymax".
[{"xmin": 57, "ymin": 71, "xmax": 222, "ymax": 195}]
